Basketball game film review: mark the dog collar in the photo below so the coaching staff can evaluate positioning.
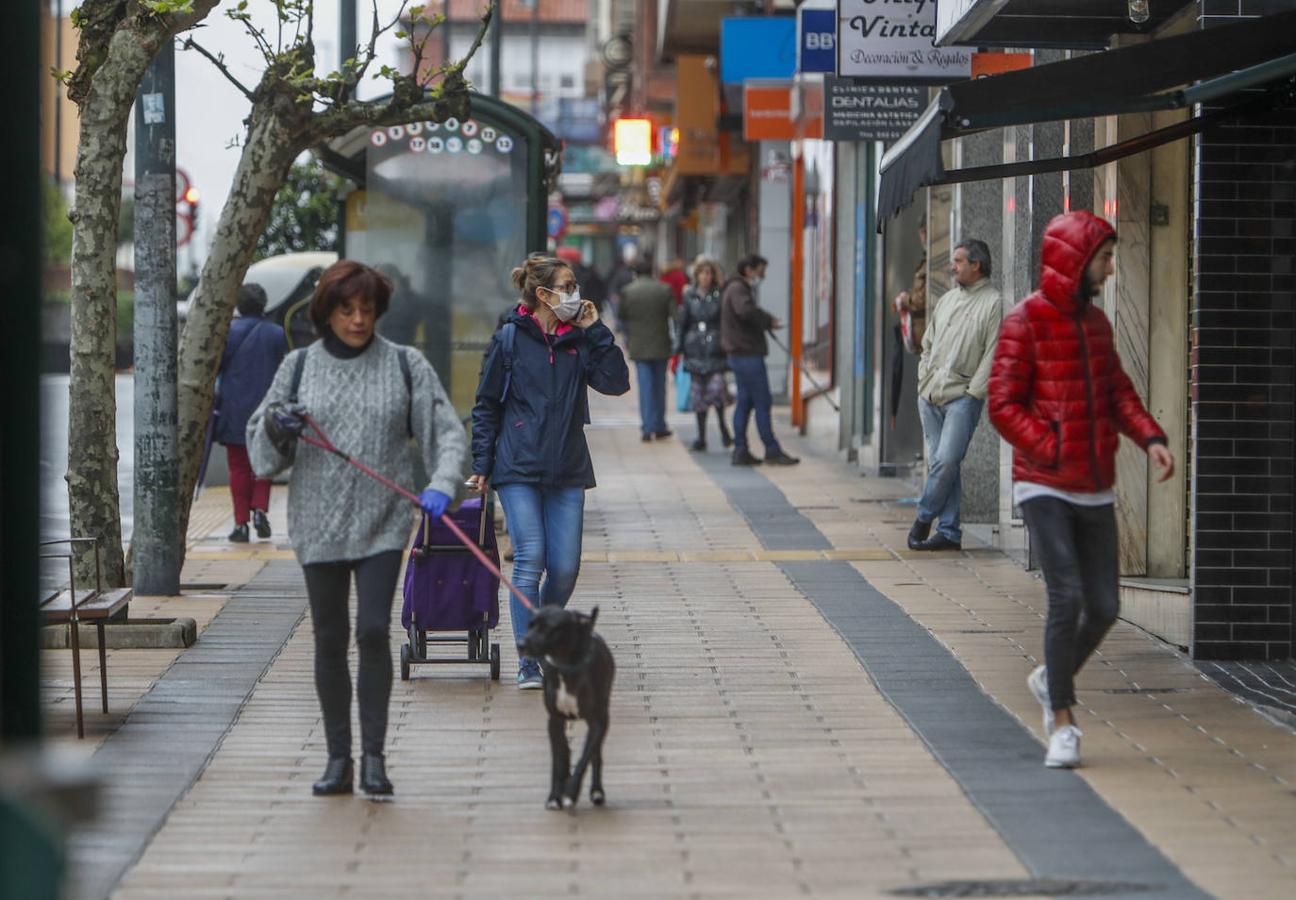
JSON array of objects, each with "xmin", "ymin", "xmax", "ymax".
[{"xmin": 544, "ymin": 643, "xmax": 597, "ymax": 674}]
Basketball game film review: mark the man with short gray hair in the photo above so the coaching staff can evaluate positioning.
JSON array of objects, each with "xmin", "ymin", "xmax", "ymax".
[{"xmin": 907, "ymin": 239, "xmax": 1002, "ymax": 551}]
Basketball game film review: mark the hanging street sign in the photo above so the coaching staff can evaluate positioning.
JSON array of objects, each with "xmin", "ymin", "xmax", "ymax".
[
  {"xmin": 837, "ymin": 0, "xmax": 972, "ymax": 83},
  {"xmin": 823, "ymin": 77, "xmax": 926, "ymax": 143}
]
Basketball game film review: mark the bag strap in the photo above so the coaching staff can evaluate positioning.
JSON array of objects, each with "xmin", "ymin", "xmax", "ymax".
[
  {"xmin": 221, "ymin": 319, "xmax": 262, "ymax": 379},
  {"xmin": 498, "ymin": 322, "xmax": 517, "ymax": 403},
  {"xmin": 397, "ymin": 346, "xmax": 413, "ymax": 438},
  {"xmin": 289, "ymin": 347, "xmax": 307, "ymax": 403}
]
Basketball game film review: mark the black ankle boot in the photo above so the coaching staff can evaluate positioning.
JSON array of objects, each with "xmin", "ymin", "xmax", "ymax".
[
  {"xmin": 228, "ymin": 523, "xmax": 249, "ymax": 543},
  {"xmin": 312, "ymin": 757, "xmax": 353, "ymax": 796},
  {"xmin": 252, "ymin": 509, "xmax": 272, "ymax": 539},
  {"xmin": 360, "ymin": 753, "xmax": 393, "ymax": 796}
]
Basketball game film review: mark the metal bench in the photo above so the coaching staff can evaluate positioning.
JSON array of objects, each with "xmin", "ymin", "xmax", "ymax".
[{"xmin": 39, "ymin": 538, "xmax": 133, "ymax": 738}]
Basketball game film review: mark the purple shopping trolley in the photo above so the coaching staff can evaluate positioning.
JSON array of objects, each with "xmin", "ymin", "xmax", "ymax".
[{"xmin": 399, "ymin": 494, "xmax": 501, "ymax": 681}]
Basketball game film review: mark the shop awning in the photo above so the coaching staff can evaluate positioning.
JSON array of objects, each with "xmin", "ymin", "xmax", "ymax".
[
  {"xmin": 878, "ymin": 11, "xmax": 1296, "ymax": 222},
  {"xmin": 936, "ymin": 0, "xmax": 1194, "ymax": 49}
]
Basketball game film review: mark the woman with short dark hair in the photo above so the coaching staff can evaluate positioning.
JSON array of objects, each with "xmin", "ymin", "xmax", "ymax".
[
  {"xmin": 248, "ymin": 259, "xmax": 469, "ymax": 797},
  {"xmin": 469, "ymin": 254, "xmax": 629, "ymax": 688}
]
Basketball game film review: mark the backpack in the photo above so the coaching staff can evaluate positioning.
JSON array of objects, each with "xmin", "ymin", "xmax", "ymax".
[{"xmin": 291, "ymin": 344, "xmax": 414, "ymax": 436}]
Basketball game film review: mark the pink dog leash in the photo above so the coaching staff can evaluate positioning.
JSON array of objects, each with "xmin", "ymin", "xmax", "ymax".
[{"xmin": 297, "ymin": 413, "xmax": 536, "ymax": 612}]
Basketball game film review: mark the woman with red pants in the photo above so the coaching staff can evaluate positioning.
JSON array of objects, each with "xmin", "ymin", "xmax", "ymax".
[{"xmin": 216, "ymin": 283, "xmax": 288, "ymax": 541}]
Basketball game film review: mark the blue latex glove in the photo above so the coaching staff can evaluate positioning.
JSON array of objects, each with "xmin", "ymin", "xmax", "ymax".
[{"xmin": 419, "ymin": 488, "xmax": 451, "ymax": 519}]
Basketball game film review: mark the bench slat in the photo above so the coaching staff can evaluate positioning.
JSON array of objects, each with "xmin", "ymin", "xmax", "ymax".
[{"xmin": 40, "ymin": 588, "xmax": 133, "ymax": 621}]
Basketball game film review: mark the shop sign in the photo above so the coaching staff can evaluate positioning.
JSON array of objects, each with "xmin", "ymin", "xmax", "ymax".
[
  {"xmin": 970, "ymin": 51, "xmax": 1032, "ymax": 79},
  {"xmin": 838, "ymin": 0, "xmax": 972, "ymax": 83},
  {"xmin": 824, "ymin": 77, "xmax": 925, "ymax": 143},
  {"xmin": 721, "ymin": 17, "xmax": 797, "ymax": 85},
  {"xmin": 743, "ymin": 83, "xmax": 823, "ymax": 142},
  {"xmin": 798, "ymin": 8, "xmax": 837, "ymax": 74}
]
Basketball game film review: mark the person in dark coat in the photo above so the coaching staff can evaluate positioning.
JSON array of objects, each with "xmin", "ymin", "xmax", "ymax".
[
  {"xmin": 469, "ymin": 255, "xmax": 630, "ymax": 688},
  {"xmin": 618, "ymin": 256, "xmax": 677, "ymax": 442},
  {"xmin": 674, "ymin": 257, "xmax": 732, "ymax": 451},
  {"xmin": 216, "ymin": 283, "xmax": 288, "ymax": 542},
  {"xmin": 720, "ymin": 254, "xmax": 799, "ymax": 467}
]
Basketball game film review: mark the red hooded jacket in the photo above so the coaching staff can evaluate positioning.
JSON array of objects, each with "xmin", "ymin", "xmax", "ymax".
[{"xmin": 988, "ymin": 211, "xmax": 1165, "ymax": 493}]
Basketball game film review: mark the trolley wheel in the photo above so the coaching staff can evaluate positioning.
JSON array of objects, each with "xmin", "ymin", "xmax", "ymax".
[
  {"xmin": 400, "ymin": 643, "xmax": 411, "ymax": 681},
  {"xmin": 489, "ymin": 643, "xmax": 501, "ymax": 681}
]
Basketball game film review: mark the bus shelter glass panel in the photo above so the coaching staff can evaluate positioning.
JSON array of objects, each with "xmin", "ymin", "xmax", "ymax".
[{"xmin": 347, "ymin": 117, "xmax": 530, "ymax": 412}]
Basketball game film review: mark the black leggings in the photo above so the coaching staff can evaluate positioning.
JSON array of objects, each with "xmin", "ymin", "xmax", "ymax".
[
  {"xmin": 301, "ymin": 550, "xmax": 403, "ymax": 758},
  {"xmin": 696, "ymin": 408, "xmax": 731, "ymax": 442}
]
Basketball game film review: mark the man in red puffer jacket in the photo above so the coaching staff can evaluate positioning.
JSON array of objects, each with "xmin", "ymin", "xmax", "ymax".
[{"xmin": 988, "ymin": 210, "xmax": 1175, "ymax": 771}]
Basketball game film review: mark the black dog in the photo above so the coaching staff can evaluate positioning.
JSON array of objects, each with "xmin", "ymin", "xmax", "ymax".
[{"xmin": 517, "ymin": 606, "xmax": 615, "ymax": 811}]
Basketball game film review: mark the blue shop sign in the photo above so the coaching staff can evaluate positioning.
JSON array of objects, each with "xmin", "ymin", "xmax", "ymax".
[
  {"xmin": 798, "ymin": 8, "xmax": 836, "ymax": 74},
  {"xmin": 720, "ymin": 17, "xmax": 797, "ymax": 85}
]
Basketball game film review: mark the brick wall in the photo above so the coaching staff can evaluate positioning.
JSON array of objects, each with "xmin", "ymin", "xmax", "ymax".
[{"xmin": 1191, "ymin": 5, "xmax": 1296, "ymax": 660}]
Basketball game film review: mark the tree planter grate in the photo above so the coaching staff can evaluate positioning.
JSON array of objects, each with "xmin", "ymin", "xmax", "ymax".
[{"xmin": 890, "ymin": 879, "xmax": 1158, "ymax": 897}]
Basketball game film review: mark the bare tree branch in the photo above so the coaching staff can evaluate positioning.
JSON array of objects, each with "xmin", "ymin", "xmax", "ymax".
[
  {"xmin": 181, "ymin": 37, "xmax": 257, "ymax": 102},
  {"xmin": 452, "ymin": 7, "xmax": 493, "ymax": 75}
]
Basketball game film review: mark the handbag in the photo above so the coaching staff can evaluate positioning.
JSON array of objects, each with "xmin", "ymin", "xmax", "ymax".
[{"xmin": 675, "ymin": 366, "xmax": 692, "ymax": 413}]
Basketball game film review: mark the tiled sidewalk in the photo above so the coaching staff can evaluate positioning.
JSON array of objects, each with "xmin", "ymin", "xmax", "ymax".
[{"xmin": 80, "ymin": 393, "xmax": 1295, "ymax": 899}]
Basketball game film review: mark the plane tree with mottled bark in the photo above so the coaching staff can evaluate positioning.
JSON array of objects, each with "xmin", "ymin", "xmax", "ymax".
[
  {"xmin": 173, "ymin": 0, "xmax": 491, "ymax": 552},
  {"xmin": 59, "ymin": 0, "xmax": 221, "ymax": 588}
]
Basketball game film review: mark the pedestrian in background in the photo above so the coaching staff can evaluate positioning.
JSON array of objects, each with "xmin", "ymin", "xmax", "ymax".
[
  {"xmin": 989, "ymin": 211, "xmax": 1173, "ymax": 769},
  {"xmin": 248, "ymin": 260, "xmax": 469, "ymax": 798},
  {"xmin": 889, "ymin": 217, "xmax": 928, "ymax": 430},
  {"xmin": 907, "ymin": 239, "xmax": 1001, "ymax": 551},
  {"xmin": 618, "ymin": 254, "xmax": 676, "ymax": 442},
  {"xmin": 557, "ymin": 246, "xmax": 607, "ymax": 315},
  {"xmin": 720, "ymin": 254, "xmax": 799, "ymax": 467},
  {"xmin": 675, "ymin": 257, "xmax": 732, "ymax": 452},
  {"xmin": 469, "ymin": 255, "xmax": 629, "ymax": 688},
  {"xmin": 660, "ymin": 256, "xmax": 689, "ymax": 305},
  {"xmin": 216, "ymin": 283, "xmax": 288, "ymax": 543}
]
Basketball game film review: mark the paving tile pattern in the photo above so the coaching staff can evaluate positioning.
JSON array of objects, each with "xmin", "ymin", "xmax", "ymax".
[
  {"xmin": 66, "ymin": 561, "xmax": 306, "ymax": 900},
  {"xmin": 113, "ymin": 409, "xmax": 1027, "ymax": 898}
]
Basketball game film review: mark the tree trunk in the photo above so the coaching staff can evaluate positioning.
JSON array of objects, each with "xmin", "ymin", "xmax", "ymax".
[
  {"xmin": 65, "ymin": 3, "xmax": 218, "ymax": 588},
  {"xmin": 66, "ymin": 32, "xmax": 158, "ymax": 588},
  {"xmin": 175, "ymin": 101, "xmax": 311, "ymax": 543}
]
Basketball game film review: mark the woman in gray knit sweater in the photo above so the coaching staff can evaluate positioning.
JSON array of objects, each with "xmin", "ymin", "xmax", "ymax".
[{"xmin": 248, "ymin": 261, "xmax": 468, "ymax": 797}]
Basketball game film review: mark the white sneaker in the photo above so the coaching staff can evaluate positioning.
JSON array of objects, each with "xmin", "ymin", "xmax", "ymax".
[
  {"xmin": 1027, "ymin": 665, "xmax": 1054, "ymax": 736},
  {"xmin": 1045, "ymin": 724, "xmax": 1082, "ymax": 768}
]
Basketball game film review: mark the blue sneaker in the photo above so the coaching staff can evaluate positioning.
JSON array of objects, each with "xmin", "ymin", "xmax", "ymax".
[{"xmin": 517, "ymin": 660, "xmax": 544, "ymax": 690}]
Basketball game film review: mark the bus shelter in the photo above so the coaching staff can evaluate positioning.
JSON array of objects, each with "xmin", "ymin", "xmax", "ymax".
[{"xmin": 319, "ymin": 92, "xmax": 561, "ymax": 412}]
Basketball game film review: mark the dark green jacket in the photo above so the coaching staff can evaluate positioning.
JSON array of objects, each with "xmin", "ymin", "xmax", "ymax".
[{"xmin": 618, "ymin": 276, "xmax": 675, "ymax": 361}]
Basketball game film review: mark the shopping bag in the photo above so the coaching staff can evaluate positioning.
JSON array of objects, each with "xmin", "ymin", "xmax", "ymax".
[{"xmin": 675, "ymin": 367, "xmax": 692, "ymax": 413}]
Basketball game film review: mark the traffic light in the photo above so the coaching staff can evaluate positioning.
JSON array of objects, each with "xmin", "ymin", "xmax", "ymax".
[
  {"xmin": 184, "ymin": 186, "xmax": 200, "ymax": 229},
  {"xmin": 613, "ymin": 117, "xmax": 652, "ymax": 166}
]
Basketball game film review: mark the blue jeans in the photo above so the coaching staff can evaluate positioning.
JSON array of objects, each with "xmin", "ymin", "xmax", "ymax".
[
  {"xmin": 728, "ymin": 355, "xmax": 780, "ymax": 454},
  {"xmin": 635, "ymin": 359, "xmax": 669, "ymax": 435},
  {"xmin": 917, "ymin": 394, "xmax": 984, "ymax": 542},
  {"xmin": 495, "ymin": 484, "xmax": 586, "ymax": 659}
]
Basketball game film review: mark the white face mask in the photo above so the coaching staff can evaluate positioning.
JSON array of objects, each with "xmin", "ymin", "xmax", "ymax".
[
  {"xmin": 750, "ymin": 276, "xmax": 763, "ymax": 288},
  {"xmin": 545, "ymin": 286, "xmax": 583, "ymax": 322}
]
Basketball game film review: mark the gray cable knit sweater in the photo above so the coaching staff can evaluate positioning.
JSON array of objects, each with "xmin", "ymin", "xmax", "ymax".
[{"xmin": 247, "ymin": 336, "xmax": 468, "ymax": 566}]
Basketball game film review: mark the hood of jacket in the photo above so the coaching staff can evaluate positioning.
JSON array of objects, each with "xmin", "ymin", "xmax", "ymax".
[{"xmin": 1039, "ymin": 210, "xmax": 1116, "ymax": 315}]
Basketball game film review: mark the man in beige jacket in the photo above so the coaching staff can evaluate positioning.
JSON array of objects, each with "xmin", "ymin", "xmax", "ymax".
[{"xmin": 908, "ymin": 239, "xmax": 1002, "ymax": 551}]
